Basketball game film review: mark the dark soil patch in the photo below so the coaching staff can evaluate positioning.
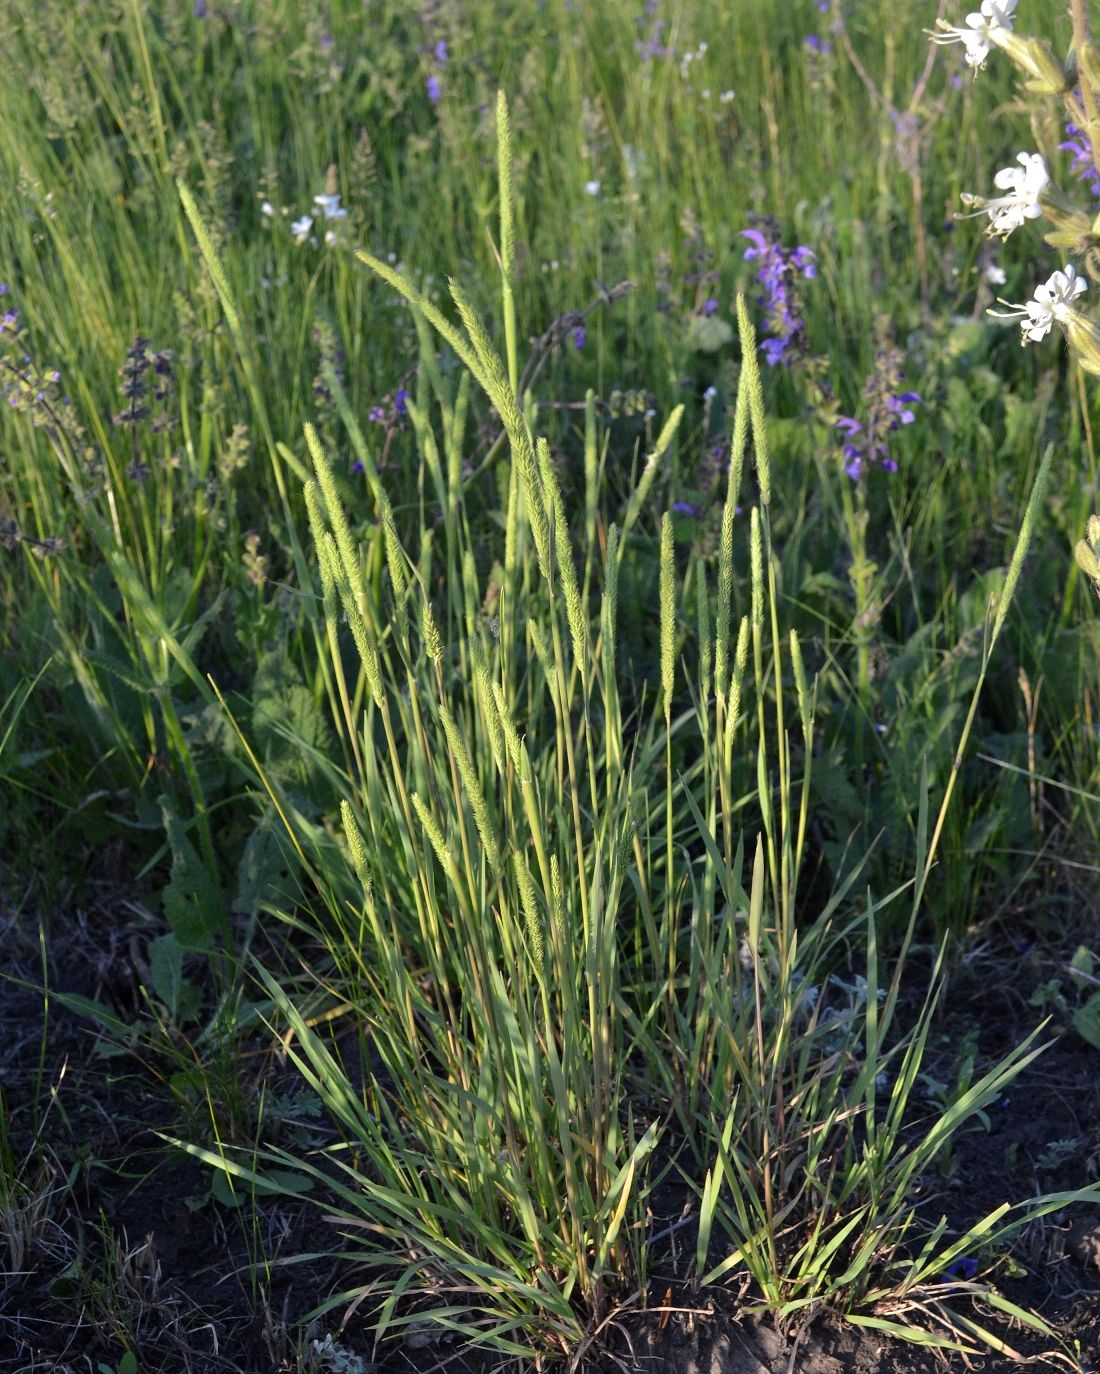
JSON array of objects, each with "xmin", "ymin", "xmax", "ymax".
[{"xmin": 2, "ymin": 883, "xmax": 1098, "ymax": 1374}]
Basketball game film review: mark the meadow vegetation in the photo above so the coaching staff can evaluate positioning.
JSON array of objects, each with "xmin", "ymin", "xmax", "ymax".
[{"xmin": 1, "ymin": 1, "xmax": 1099, "ymax": 1370}]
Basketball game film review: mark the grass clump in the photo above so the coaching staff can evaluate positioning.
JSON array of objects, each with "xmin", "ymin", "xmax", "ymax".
[{"xmin": 1, "ymin": 4, "xmax": 1099, "ymax": 1371}]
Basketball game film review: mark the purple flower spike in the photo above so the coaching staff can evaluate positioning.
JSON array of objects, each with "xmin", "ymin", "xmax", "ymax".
[
  {"xmin": 836, "ymin": 339, "xmax": 921, "ymax": 480},
  {"xmin": 740, "ymin": 218, "xmax": 816, "ymax": 367},
  {"xmin": 434, "ymin": 39, "xmax": 448, "ymax": 64},
  {"xmin": 426, "ymin": 73, "xmax": 442, "ymax": 105},
  {"xmin": 1061, "ymin": 106, "xmax": 1100, "ymax": 196}
]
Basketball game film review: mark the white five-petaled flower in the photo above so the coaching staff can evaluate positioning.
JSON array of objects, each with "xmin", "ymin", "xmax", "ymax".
[
  {"xmin": 929, "ymin": 0, "xmax": 1017, "ymax": 71},
  {"xmin": 313, "ymin": 193, "xmax": 348, "ymax": 221},
  {"xmin": 988, "ymin": 263, "xmax": 1087, "ymax": 344},
  {"xmin": 961, "ymin": 151, "xmax": 1049, "ymax": 238},
  {"xmin": 291, "ymin": 215, "xmax": 313, "ymax": 244}
]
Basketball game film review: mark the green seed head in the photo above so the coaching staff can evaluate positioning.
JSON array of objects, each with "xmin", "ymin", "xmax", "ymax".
[
  {"xmin": 422, "ymin": 597, "xmax": 444, "ymax": 662},
  {"xmin": 735, "ymin": 295, "xmax": 771, "ymax": 505},
  {"xmin": 659, "ymin": 511, "xmax": 676, "ymax": 717},
  {"xmin": 750, "ymin": 507, "xmax": 764, "ymax": 628}
]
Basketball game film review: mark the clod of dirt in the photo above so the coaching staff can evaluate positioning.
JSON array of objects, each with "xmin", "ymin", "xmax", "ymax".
[{"xmin": 1068, "ymin": 1218, "xmax": 1100, "ymax": 1270}]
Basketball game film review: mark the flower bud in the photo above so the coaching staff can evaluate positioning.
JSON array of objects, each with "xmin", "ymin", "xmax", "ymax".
[
  {"xmin": 1040, "ymin": 189, "xmax": 1093, "ymax": 252},
  {"xmin": 1074, "ymin": 513, "xmax": 1100, "ymax": 593},
  {"xmin": 1062, "ymin": 309, "xmax": 1100, "ymax": 376},
  {"xmin": 1022, "ymin": 39, "xmax": 1071, "ymax": 94},
  {"xmin": 1074, "ymin": 538, "xmax": 1100, "ymax": 582},
  {"xmin": 994, "ymin": 32, "xmax": 1071, "ymax": 93},
  {"xmin": 1078, "ymin": 41, "xmax": 1100, "ymax": 93}
]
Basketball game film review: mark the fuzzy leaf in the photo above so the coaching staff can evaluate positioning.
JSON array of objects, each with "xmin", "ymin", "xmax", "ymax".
[
  {"xmin": 160, "ymin": 798, "xmax": 227, "ymax": 951},
  {"xmin": 1072, "ymin": 993, "xmax": 1100, "ymax": 1050}
]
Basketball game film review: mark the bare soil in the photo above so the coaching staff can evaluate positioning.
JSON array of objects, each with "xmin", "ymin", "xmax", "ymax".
[{"xmin": 1, "ymin": 884, "xmax": 1097, "ymax": 1374}]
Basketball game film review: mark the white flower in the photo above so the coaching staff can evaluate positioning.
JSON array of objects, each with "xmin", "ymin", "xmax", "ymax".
[
  {"xmin": 983, "ymin": 262, "xmax": 1007, "ymax": 285},
  {"xmin": 313, "ymin": 193, "xmax": 348, "ymax": 221},
  {"xmin": 291, "ymin": 215, "xmax": 313, "ymax": 243},
  {"xmin": 584, "ymin": 179, "xmax": 601, "ymax": 196},
  {"xmin": 989, "ymin": 263, "xmax": 1087, "ymax": 344},
  {"xmin": 260, "ymin": 200, "xmax": 275, "ymax": 218},
  {"xmin": 961, "ymin": 151, "xmax": 1049, "ymax": 238},
  {"xmin": 929, "ymin": 0, "xmax": 1016, "ymax": 71}
]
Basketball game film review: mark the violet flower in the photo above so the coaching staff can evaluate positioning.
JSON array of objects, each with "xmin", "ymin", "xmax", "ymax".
[
  {"xmin": 834, "ymin": 341, "xmax": 922, "ymax": 480},
  {"xmin": 1060, "ymin": 115, "xmax": 1100, "ymax": 199},
  {"xmin": 741, "ymin": 218, "xmax": 816, "ymax": 367}
]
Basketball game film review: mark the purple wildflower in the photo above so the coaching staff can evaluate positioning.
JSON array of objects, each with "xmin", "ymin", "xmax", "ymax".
[
  {"xmin": 634, "ymin": 1, "xmax": 670, "ymax": 62},
  {"xmin": 804, "ymin": 35, "xmax": 832, "ymax": 55},
  {"xmin": 671, "ymin": 500, "xmax": 700, "ymax": 518},
  {"xmin": 369, "ymin": 404, "xmax": 385, "ymax": 423},
  {"xmin": 1060, "ymin": 115, "xmax": 1100, "ymax": 199},
  {"xmin": 434, "ymin": 39, "xmax": 448, "ymax": 64},
  {"xmin": 193, "ymin": 0, "xmax": 208, "ymax": 15},
  {"xmin": 945, "ymin": 1257, "xmax": 979, "ymax": 1281},
  {"xmin": 835, "ymin": 341, "xmax": 921, "ymax": 481},
  {"xmin": 426, "ymin": 73, "xmax": 442, "ymax": 105},
  {"xmin": 0, "ymin": 284, "xmax": 8, "ymax": 296},
  {"xmin": 351, "ymin": 460, "xmax": 365, "ymax": 475},
  {"xmin": 572, "ymin": 324, "xmax": 586, "ymax": 349},
  {"xmin": 394, "ymin": 388, "xmax": 410, "ymax": 415},
  {"xmin": 702, "ymin": 297, "xmax": 719, "ymax": 316},
  {"xmin": 741, "ymin": 218, "xmax": 816, "ymax": 367}
]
